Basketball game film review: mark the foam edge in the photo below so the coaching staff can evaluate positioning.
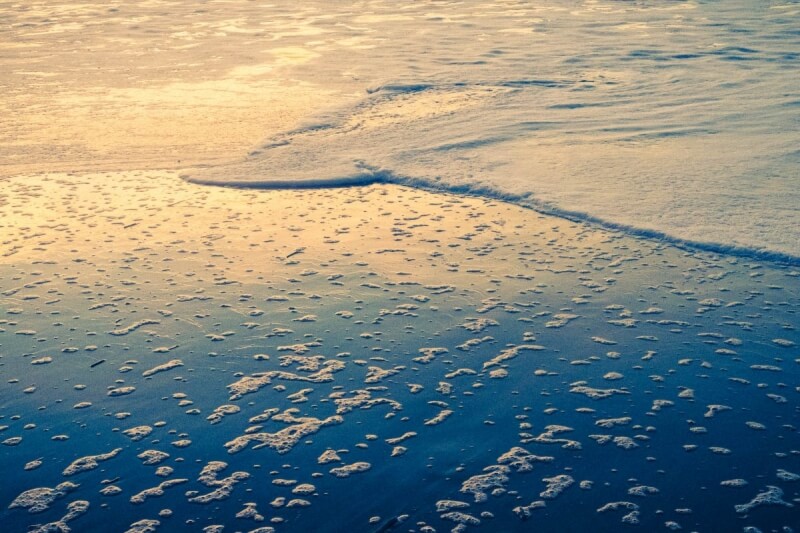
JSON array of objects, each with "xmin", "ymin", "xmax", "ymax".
[{"xmin": 180, "ymin": 169, "xmax": 800, "ymax": 267}]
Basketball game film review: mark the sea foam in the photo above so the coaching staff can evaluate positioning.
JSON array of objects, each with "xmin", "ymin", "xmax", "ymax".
[{"xmin": 182, "ymin": 0, "xmax": 800, "ymax": 263}]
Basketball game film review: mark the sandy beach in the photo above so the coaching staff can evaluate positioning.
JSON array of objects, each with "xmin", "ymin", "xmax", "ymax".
[
  {"xmin": 2, "ymin": 171, "xmax": 798, "ymax": 532},
  {"xmin": 2, "ymin": 1, "xmax": 798, "ymax": 532}
]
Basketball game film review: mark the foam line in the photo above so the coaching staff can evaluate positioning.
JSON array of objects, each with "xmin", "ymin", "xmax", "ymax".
[
  {"xmin": 395, "ymin": 175, "xmax": 800, "ymax": 267},
  {"xmin": 181, "ymin": 169, "xmax": 800, "ymax": 267},
  {"xmin": 183, "ymin": 173, "xmax": 386, "ymax": 189}
]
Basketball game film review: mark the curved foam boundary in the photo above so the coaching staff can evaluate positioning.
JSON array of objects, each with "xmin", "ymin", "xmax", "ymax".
[
  {"xmin": 181, "ymin": 169, "xmax": 800, "ymax": 267},
  {"xmin": 183, "ymin": 172, "xmax": 386, "ymax": 189}
]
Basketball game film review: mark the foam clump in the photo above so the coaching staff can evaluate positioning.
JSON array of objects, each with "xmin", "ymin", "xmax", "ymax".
[
  {"xmin": 520, "ymin": 425, "xmax": 581, "ymax": 449},
  {"xmin": 292, "ymin": 483, "xmax": 316, "ymax": 495},
  {"xmin": 776, "ymin": 469, "xmax": 799, "ymax": 481},
  {"xmin": 622, "ymin": 511, "xmax": 641, "ymax": 525},
  {"xmin": 137, "ymin": 450, "xmax": 169, "ymax": 465},
  {"xmin": 189, "ymin": 461, "xmax": 250, "ymax": 504},
  {"xmin": 628, "ymin": 485, "xmax": 659, "ymax": 497},
  {"xmin": 109, "ymin": 319, "xmax": 160, "ymax": 336},
  {"xmin": 317, "ymin": 449, "xmax": 341, "ymax": 464},
  {"xmin": 440, "ymin": 511, "xmax": 480, "ymax": 526},
  {"xmin": 424, "ymin": 409, "xmax": 453, "ymax": 426},
  {"xmin": 595, "ymin": 417, "xmax": 631, "ymax": 428},
  {"xmin": 385, "ymin": 431, "xmax": 417, "ymax": 445},
  {"xmin": 365, "ymin": 365, "xmax": 403, "ymax": 383},
  {"xmin": 569, "ymin": 381, "xmax": 629, "ymax": 400},
  {"xmin": 483, "ymin": 344, "xmax": 544, "ymax": 370},
  {"xmin": 651, "ymin": 399, "xmax": 674, "ymax": 411},
  {"xmin": 457, "ymin": 337, "xmax": 493, "ymax": 352},
  {"xmin": 414, "ymin": 347, "xmax": 448, "ymax": 364},
  {"xmin": 496, "ymin": 447, "xmax": 553, "ymax": 472},
  {"xmin": 461, "ymin": 317, "xmax": 499, "ymax": 333},
  {"xmin": 225, "ymin": 410, "xmax": 343, "ymax": 454},
  {"xmin": 108, "ymin": 386, "xmax": 136, "ymax": 397},
  {"xmin": 24, "ymin": 459, "xmax": 43, "ymax": 471},
  {"xmin": 123, "ymin": 425, "xmax": 153, "ymax": 441},
  {"xmin": 125, "ymin": 519, "xmax": 160, "ymax": 533},
  {"xmin": 100, "ymin": 485, "xmax": 122, "ymax": 496},
  {"xmin": 598, "ymin": 501, "xmax": 639, "ymax": 513},
  {"xmin": 435, "ymin": 382, "xmax": 453, "ymax": 395},
  {"xmin": 772, "ymin": 338, "xmax": 795, "ymax": 347},
  {"xmin": 330, "ymin": 462, "xmax": 371, "ymax": 478},
  {"xmin": 130, "ymin": 479, "xmax": 188, "ymax": 504},
  {"xmin": 436, "ymin": 500, "xmax": 470, "ymax": 512},
  {"xmin": 207, "ymin": 404, "xmax": 241, "ymax": 424},
  {"xmin": 721, "ymin": 479, "xmax": 748, "ymax": 487},
  {"xmin": 513, "ymin": 500, "xmax": 546, "ymax": 520},
  {"xmin": 9, "ymin": 482, "xmax": 79, "ymax": 513},
  {"xmin": 445, "ymin": 367, "xmax": 478, "ymax": 380},
  {"xmin": 63, "ymin": 448, "xmax": 122, "ymax": 476},
  {"xmin": 461, "ymin": 465, "xmax": 510, "ymax": 503},
  {"xmin": 540, "ymin": 474, "xmax": 574, "ymax": 499},
  {"xmin": 391, "ymin": 446, "xmax": 407, "ymax": 457},
  {"xmin": 142, "ymin": 359, "xmax": 183, "ymax": 377},
  {"xmin": 597, "ymin": 501, "xmax": 641, "ymax": 524},
  {"xmin": 734, "ymin": 486, "xmax": 794, "ymax": 513},
  {"xmin": 614, "ymin": 436, "xmax": 638, "ymax": 450},
  {"xmin": 332, "ymin": 389, "xmax": 402, "ymax": 414},
  {"xmin": 704, "ymin": 404, "xmax": 732, "ymax": 418},
  {"xmin": 28, "ymin": 500, "xmax": 90, "ymax": 533},
  {"xmin": 545, "ymin": 313, "xmax": 579, "ymax": 328},
  {"xmin": 227, "ymin": 363, "xmax": 343, "ymax": 400}
]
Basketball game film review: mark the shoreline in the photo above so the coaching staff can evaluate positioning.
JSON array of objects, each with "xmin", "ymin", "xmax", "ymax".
[
  {"xmin": 4, "ymin": 1, "xmax": 798, "ymax": 528},
  {"xmin": 5, "ymin": 164, "xmax": 799, "ymax": 267},
  {"xmin": 1, "ymin": 169, "xmax": 798, "ymax": 532},
  {"xmin": 181, "ymin": 167, "xmax": 800, "ymax": 268}
]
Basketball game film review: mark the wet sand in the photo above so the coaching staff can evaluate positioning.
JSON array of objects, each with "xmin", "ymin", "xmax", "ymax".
[
  {"xmin": 3, "ymin": 2, "xmax": 799, "ymax": 531},
  {"xmin": 1, "ymin": 171, "xmax": 798, "ymax": 532}
]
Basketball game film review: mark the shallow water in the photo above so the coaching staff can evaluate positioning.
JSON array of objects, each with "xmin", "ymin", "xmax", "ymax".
[
  {"xmin": 178, "ymin": 0, "xmax": 800, "ymax": 260},
  {"xmin": 1, "ymin": 173, "xmax": 798, "ymax": 532},
  {"xmin": 2, "ymin": 2, "xmax": 800, "ymax": 531},
  {"xmin": 3, "ymin": 0, "xmax": 798, "ymax": 259}
]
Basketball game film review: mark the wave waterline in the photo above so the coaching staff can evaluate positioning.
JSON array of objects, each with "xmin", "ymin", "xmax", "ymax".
[
  {"xmin": 183, "ymin": 0, "xmax": 798, "ymax": 264},
  {"xmin": 182, "ymin": 165, "xmax": 800, "ymax": 267}
]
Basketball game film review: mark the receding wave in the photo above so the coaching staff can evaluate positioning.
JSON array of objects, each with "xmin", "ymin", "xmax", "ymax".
[
  {"xmin": 183, "ymin": 164, "xmax": 800, "ymax": 267},
  {"xmin": 183, "ymin": 0, "xmax": 799, "ymax": 265},
  {"xmin": 185, "ymin": 172, "xmax": 385, "ymax": 190}
]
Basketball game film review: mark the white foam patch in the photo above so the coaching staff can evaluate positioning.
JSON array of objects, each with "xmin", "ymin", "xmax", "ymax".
[{"xmin": 181, "ymin": 1, "xmax": 800, "ymax": 264}]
